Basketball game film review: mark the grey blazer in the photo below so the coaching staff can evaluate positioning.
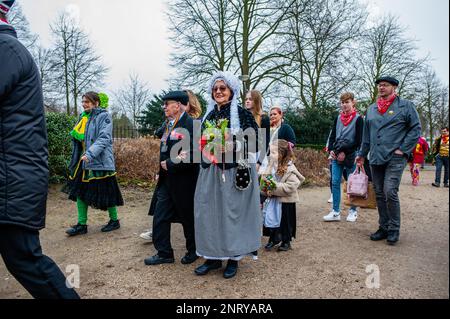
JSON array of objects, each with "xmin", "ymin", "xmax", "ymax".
[{"xmin": 359, "ymin": 97, "xmax": 421, "ymax": 165}]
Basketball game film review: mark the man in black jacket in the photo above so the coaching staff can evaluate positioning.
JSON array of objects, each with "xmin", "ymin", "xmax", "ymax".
[
  {"xmin": 0, "ymin": 1, "xmax": 79, "ymax": 299},
  {"xmin": 144, "ymin": 91, "xmax": 200, "ymax": 266}
]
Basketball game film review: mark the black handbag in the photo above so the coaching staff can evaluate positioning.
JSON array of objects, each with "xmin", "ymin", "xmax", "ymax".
[{"xmin": 235, "ymin": 139, "xmax": 252, "ymax": 191}]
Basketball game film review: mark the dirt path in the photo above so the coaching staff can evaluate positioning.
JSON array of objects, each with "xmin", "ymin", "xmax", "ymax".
[{"xmin": 0, "ymin": 169, "xmax": 448, "ymax": 299}]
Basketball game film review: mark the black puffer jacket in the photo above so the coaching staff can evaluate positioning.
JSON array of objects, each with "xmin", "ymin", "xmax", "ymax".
[{"xmin": 0, "ymin": 23, "xmax": 48, "ymax": 230}]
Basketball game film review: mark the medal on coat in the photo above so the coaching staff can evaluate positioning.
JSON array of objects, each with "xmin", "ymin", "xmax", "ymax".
[{"xmin": 161, "ymin": 115, "xmax": 180, "ymax": 153}]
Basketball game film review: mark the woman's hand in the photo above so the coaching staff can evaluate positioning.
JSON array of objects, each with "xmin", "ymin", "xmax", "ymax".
[{"xmin": 81, "ymin": 155, "xmax": 89, "ymax": 163}]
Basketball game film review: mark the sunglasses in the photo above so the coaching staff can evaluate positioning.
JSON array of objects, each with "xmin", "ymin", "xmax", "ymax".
[{"xmin": 213, "ymin": 85, "xmax": 228, "ymax": 93}]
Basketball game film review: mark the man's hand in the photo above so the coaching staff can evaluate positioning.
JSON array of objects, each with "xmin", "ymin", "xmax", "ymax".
[
  {"xmin": 81, "ymin": 155, "xmax": 89, "ymax": 163},
  {"xmin": 329, "ymin": 151, "xmax": 337, "ymax": 160},
  {"xmin": 394, "ymin": 149, "xmax": 404, "ymax": 156},
  {"xmin": 355, "ymin": 156, "xmax": 365, "ymax": 167},
  {"xmin": 337, "ymin": 152, "xmax": 346, "ymax": 162},
  {"xmin": 161, "ymin": 161, "xmax": 168, "ymax": 171}
]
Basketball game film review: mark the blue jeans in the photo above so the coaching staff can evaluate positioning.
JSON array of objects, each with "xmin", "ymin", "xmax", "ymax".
[
  {"xmin": 332, "ymin": 159, "xmax": 357, "ymax": 212},
  {"xmin": 435, "ymin": 155, "xmax": 449, "ymax": 185}
]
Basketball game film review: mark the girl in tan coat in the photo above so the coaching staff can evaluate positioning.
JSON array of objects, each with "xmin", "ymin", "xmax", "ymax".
[{"xmin": 260, "ymin": 139, "xmax": 305, "ymax": 251}]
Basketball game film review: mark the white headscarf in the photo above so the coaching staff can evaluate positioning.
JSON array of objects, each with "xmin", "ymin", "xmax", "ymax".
[{"xmin": 203, "ymin": 71, "xmax": 241, "ymax": 135}]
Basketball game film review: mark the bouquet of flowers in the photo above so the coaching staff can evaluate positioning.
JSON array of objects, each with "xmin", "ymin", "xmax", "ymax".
[
  {"xmin": 199, "ymin": 119, "xmax": 229, "ymax": 165},
  {"xmin": 260, "ymin": 175, "xmax": 277, "ymax": 193}
]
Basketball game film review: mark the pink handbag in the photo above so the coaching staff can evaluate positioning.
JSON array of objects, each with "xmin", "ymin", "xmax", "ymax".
[{"xmin": 347, "ymin": 166, "xmax": 369, "ymax": 199}]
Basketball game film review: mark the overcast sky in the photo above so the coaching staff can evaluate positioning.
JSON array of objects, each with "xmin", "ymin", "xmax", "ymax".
[{"xmin": 18, "ymin": 0, "xmax": 450, "ymax": 96}]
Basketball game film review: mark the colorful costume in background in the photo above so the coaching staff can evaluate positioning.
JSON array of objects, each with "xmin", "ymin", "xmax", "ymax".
[{"xmin": 408, "ymin": 137, "xmax": 429, "ymax": 186}]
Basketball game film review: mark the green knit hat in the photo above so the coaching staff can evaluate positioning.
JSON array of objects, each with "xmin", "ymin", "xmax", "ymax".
[{"xmin": 98, "ymin": 92, "xmax": 109, "ymax": 109}]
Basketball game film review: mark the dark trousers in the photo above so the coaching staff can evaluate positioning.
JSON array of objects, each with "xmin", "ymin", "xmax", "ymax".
[
  {"xmin": 267, "ymin": 203, "xmax": 296, "ymax": 243},
  {"xmin": 152, "ymin": 180, "xmax": 195, "ymax": 258},
  {"xmin": 371, "ymin": 154, "xmax": 407, "ymax": 232},
  {"xmin": 0, "ymin": 225, "xmax": 80, "ymax": 299},
  {"xmin": 435, "ymin": 155, "xmax": 449, "ymax": 185}
]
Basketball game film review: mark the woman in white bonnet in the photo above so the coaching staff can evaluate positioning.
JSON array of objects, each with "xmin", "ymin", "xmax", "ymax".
[{"xmin": 194, "ymin": 71, "xmax": 262, "ymax": 279}]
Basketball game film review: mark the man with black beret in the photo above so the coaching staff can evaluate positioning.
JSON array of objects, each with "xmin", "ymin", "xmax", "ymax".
[
  {"xmin": 0, "ymin": 0, "xmax": 79, "ymax": 298},
  {"xmin": 356, "ymin": 76, "xmax": 421, "ymax": 245},
  {"xmin": 144, "ymin": 91, "xmax": 200, "ymax": 265}
]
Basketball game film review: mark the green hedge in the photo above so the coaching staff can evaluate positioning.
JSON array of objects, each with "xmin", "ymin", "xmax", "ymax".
[{"xmin": 46, "ymin": 112, "xmax": 77, "ymax": 183}]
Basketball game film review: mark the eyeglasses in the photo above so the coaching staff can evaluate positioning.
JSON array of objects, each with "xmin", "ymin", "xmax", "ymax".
[{"xmin": 213, "ymin": 85, "xmax": 228, "ymax": 93}]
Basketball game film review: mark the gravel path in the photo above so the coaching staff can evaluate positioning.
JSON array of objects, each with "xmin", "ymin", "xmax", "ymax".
[{"xmin": 0, "ymin": 169, "xmax": 448, "ymax": 299}]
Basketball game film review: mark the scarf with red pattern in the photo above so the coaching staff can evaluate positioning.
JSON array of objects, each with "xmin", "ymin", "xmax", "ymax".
[
  {"xmin": 377, "ymin": 94, "xmax": 397, "ymax": 115},
  {"xmin": 442, "ymin": 134, "xmax": 449, "ymax": 145},
  {"xmin": 340, "ymin": 109, "xmax": 358, "ymax": 127},
  {"xmin": 0, "ymin": 17, "xmax": 8, "ymax": 24}
]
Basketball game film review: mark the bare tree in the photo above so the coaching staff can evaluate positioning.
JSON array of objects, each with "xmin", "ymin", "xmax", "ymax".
[
  {"xmin": 168, "ymin": 0, "xmax": 294, "ymax": 97},
  {"xmin": 230, "ymin": 0, "xmax": 294, "ymax": 97},
  {"xmin": 7, "ymin": 2, "xmax": 38, "ymax": 50},
  {"xmin": 33, "ymin": 45, "xmax": 61, "ymax": 108},
  {"xmin": 115, "ymin": 73, "xmax": 151, "ymax": 128},
  {"xmin": 357, "ymin": 15, "xmax": 427, "ymax": 104},
  {"xmin": 50, "ymin": 12, "xmax": 108, "ymax": 116},
  {"xmin": 416, "ymin": 68, "xmax": 444, "ymax": 142},
  {"xmin": 434, "ymin": 86, "xmax": 449, "ymax": 134},
  {"xmin": 168, "ymin": 0, "xmax": 236, "ymax": 89},
  {"xmin": 281, "ymin": 0, "xmax": 367, "ymax": 109}
]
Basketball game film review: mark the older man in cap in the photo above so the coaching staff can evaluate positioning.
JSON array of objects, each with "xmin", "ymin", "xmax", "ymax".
[
  {"xmin": 144, "ymin": 91, "xmax": 200, "ymax": 265},
  {"xmin": 0, "ymin": 1, "xmax": 79, "ymax": 298},
  {"xmin": 356, "ymin": 76, "xmax": 421, "ymax": 245}
]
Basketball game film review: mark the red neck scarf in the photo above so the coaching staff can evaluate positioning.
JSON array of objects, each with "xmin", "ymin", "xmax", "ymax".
[
  {"xmin": 0, "ymin": 17, "xmax": 8, "ymax": 24},
  {"xmin": 340, "ymin": 109, "xmax": 357, "ymax": 127},
  {"xmin": 442, "ymin": 134, "xmax": 449, "ymax": 144},
  {"xmin": 377, "ymin": 94, "xmax": 397, "ymax": 115}
]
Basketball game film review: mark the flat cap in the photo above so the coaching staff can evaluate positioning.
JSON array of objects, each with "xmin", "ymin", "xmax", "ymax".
[
  {"xmin": 162, "ymin": 91, "xmax": 189, "ymax": 105},
  {"xmin": 375, "ymin": 76, "xmax": 399, "ymax": 86}
]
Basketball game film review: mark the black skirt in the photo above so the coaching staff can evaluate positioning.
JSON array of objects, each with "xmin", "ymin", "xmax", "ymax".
[
  {"xmin": 65, "ymin": 166, "xmax": 124, "ymax": 211},
  {"xmin": 263, "ymin": 202, "xmax": 297, "ymax": 242}
]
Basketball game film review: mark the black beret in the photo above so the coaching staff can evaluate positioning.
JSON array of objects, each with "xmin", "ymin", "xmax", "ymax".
[
  {"xmin": 375, "ymin": 76, "xmax": 399, "ymax": 86},
  {"xmin": 162, "ymin": 91, "xmax": 189, "ymax": 105}
]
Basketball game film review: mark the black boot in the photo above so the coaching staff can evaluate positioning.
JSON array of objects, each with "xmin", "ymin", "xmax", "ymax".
[
  {"xmin": 277, "ymin": 241, "xmax": 291, "ymax": 252},
  {"xmin": 370, "ymin": 228, "xmax": 388, "ymax": 241},
  {"xmin": 66, "ymin": 224, "xmax": 88, "ymax": 237},
  {"xmin": 387, "ymin": 230, "xmax": 400, "ymax": 245},
  {"xmin": 195, "ymin": 259, "xmax": 223, "ymax": 276},
  {"xmin": 101, "ymin": 220, "xmax": 120, "ymax": 232},
  {"xmin": 265, "ymin": 239, "xmax": 281, "ymax": 250},
  {"xmin": 223, "ymin": 260, "xmax": 238, "ymax": 279}
]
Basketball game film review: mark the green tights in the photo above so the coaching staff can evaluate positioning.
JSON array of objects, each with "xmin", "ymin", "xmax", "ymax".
[{"xmin": 77, "ymin": 198, "xmax": 118, "ymax": 225}]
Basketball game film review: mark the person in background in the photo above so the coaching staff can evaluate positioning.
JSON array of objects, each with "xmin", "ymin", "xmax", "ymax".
[
  {"xmin": 432, "ymin": 127, "xmax": 449, "ymax": 188},
  {"xmin": 408, "ymin": 136, "xmax": 429, "ymax": 186},
  {"xmin": 245, "ymin": 89, "xmax": 270, "ymax": 167},
  {"xmin": 324, "ymin": 92, "xmax": 363, "ymax": 223}
]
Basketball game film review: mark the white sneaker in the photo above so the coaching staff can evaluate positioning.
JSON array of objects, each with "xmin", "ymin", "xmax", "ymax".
[
  {"xmin": 327, "ymin": 194, "xmax": 333, "ymax": 204},
  {"xmin": 346, "ymin": 209, "xmax": 358, "ymax": 222},
  {"xmin": 139, "ymin": 230, "xmax": 153, "ymax": 241},
  {"xmin": 323, "ymin": 211, "xmax": 341, "ymax": 222}
]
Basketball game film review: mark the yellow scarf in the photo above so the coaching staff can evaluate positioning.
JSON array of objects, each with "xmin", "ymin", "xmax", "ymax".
[{"xmin": 70, "ymin": 112, "xmax": 91, "ymax": 142}]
